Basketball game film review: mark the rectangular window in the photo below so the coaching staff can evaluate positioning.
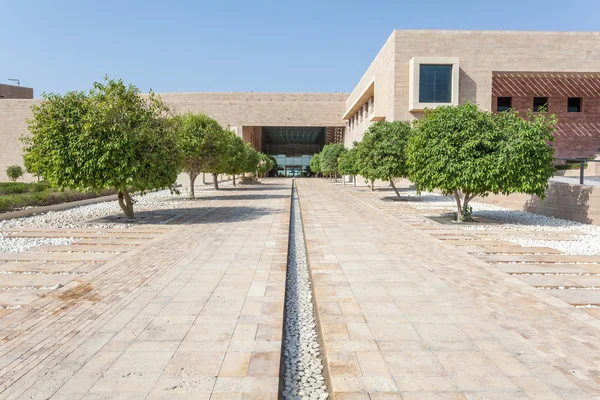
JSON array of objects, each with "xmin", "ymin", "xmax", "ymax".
[
  {"xmin": 497, "ymin": 97, "xmax": 512, "ymax": 112},
  {"xmin": 419, "ymin": 64, "xmax": 452, "ymax": 103},
  {"xmin": 533, "ymin": 97, "xmax": 548, "ymax": 112},
  {"xmin": 568, "ymin": 97, "xmax": 582, "ymax": 112}
]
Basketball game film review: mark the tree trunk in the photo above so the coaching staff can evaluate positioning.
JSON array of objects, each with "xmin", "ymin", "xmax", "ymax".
[
  {"xmin": 117, "ymin": 188, "xmax": 135, "ymax": 219},
  {"xmin": 461, "ymin": 192, "xmax": 475, "ymax": 222},
  {"xmin": 453, "ymin": 190, "xmax": 463, "ymax": 221},
  {"xmin": 213, "ymin": 173, "xmax": 219, "ymax": 190},
  {"xmin": 371, "ymin": 180, "xmax": 375, "ymax": 191},
  {"xmin": 390, "ymin": 179, "xmax": 402, "ymax": 200},
  {"xmin": 233, "ymin": 174, "xmax": 236, "ymax": 186},
  {"xmin": 342, "ymin": 175, "xmax": 346, "ymax": 185},
  {"xmin": 189, "ymin": 173, "xmax": 197, "ymax": 199},
  {"xmin": 353, "ymin": 175, "xmax": 356, "ymax": 187}
]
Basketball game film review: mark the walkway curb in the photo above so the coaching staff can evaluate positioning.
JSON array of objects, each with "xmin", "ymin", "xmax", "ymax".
[{"xmin": 0, "ymin": 195, "xmax": 118, "ymax": 222}]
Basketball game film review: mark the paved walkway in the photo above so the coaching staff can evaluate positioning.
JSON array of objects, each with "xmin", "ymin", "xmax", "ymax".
[
  {"xmin": 297, "ymin": 179, "xmax": 600, "ymax": 400},
  {"xmin": 0, "ymin": 182, "xmax": 290, "ymax": 399}
]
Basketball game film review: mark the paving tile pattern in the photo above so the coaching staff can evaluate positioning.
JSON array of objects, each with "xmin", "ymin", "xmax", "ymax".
[
  {"xmin": 0, "ymin": 183, "xmax": 290, "ymax": 399},
  {"xmin": 297, "ymin": 179, "xmax": 600, "ymax": 399}
]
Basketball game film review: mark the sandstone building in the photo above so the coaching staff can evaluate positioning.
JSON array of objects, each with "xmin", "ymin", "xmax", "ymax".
[{"xmin": 1, "ymin": 30, "xmax": 599, "ymax": 180}]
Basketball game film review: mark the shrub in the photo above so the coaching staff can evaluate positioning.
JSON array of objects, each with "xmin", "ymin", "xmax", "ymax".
[{"xmin": 6, "ymin": 165, "xmax": 24, "ymax": 182}]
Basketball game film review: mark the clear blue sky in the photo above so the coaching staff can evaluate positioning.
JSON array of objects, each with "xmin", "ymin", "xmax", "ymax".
[{"xmin": 2, "ymin": 0, "xmax": 599, "ymax": 97}]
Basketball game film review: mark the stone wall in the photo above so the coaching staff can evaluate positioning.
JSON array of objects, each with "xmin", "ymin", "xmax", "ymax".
[
  {"xmin": 492, "ymin": 72, "xmax": 600, "ymax": 159},
  {"xmin": 476, "ymin": 181, "xmax": 600, "ymax": 225}
]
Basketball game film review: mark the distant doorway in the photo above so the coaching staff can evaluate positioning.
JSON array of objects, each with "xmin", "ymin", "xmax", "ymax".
[{"xmin": 285, "ymin": 166, "xmax": 301, "ymax": 177}]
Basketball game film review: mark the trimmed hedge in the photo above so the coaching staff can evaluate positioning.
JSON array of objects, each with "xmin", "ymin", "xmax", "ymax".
[{"xmin": 0, "ymin": 187, "xmax": 117, "ymax": 213}]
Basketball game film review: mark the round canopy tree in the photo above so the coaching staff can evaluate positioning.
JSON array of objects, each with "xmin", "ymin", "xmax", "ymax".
[
  {"xmin": 355, "ymin": 120, "xmax": 412, "ymax": 198},
  {"xmin": 407, "ymin": 102, "xmax": 556, "ymax": 221},
  {"xmin": 175, "ymin": 113, "xmax": 222, "ymax": 199},
  {"xmin": 23, "ymin": 77, "xmax": 180, "ymax": 219},
  {"xmin": 337, "ymin": 145, "xmax": 360, "ymax": 186},
  {"xmin": 223, "ymin": 132, "xmax": 248, "ymax": 186},
  {"xmin": 321, "ymin": 143, "xmax": 346, "ymax": 180},
  {"xmin": 309, "ymin": 152, "xmax": 323, "ymax": 177}
]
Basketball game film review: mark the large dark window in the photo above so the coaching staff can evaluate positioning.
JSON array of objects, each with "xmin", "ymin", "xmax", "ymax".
[
  {"xmin": 497, "ymin": 97, "xmax": 512, "ymax": 112},
  {"xmin": 419, "ymin": 64, "xmax": 452, "ymax": 103},
  {"xmin": 568, "ymin": 97, "xmax": 582, "ymax": 112},
  {"xmin": 533, "ymin": 97, "xmax": 548, "ymax": 112}
]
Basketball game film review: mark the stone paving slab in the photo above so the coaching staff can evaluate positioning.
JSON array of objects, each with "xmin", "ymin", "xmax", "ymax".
[
  {"xmin": 518, "ymin": 275, "xmax": 600, "ymax": 287},
  {"xmin": 544, "ymin": 289, "xmax": 600, "ymax": 305},
  {"xmin": 33, "ymin": 245, "xmax": 133, "ymax": 253},
  {"xmin": 444, "ymin": 239, "xmax": 517, "ymax": 247},
  {"xmin": 4, "ymin": 232, "xmax": 161, "ymax": 239},
  {"xmin": 498, "ymin": 263, "xmax": 600, "ymax": 274},
  {"xmin": 73, "ymin": 239, "xmax": 148, "ymax": 246},
  {"xmin": 0, "ymin": 262, "xmax": 90, "ymax": 273},
  {"xmin": 477, "ymin": 254, "xmax": 600, "ymax": 263},
  {"xmin": 461, "ymin": 246, "xmax": 562, "ymax": 254},
  {"xmin": 0, "ymin": 273, "xmax": 76, "ymax": 287},
  {"xmin": 0, "ymin": 252, "xmax": 117, "ymax": 262},
  {"xmin": 297, "ymin": 179, "xmax": 600, "ymax": 399},
  {"xmin": 0, "ymin": 181, "xmax": 290, "ymax": 399}
]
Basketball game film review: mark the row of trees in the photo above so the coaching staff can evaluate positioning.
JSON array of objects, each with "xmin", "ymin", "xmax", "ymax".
[
  {"xmin": 311, "ymin": 103, "xmax": 557, "ymax": 221},
  {"xmin": 22, "ymin": 77, "xmax": 274, "ymax": 219}
]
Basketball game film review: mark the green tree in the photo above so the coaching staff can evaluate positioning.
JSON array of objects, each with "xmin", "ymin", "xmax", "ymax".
[
  {"xmin": 321, "ymin": 143, "xmax": 347, "ymax": 181},
  {"xmin": 256, "ymin": 152, "xmax": 275, "ymax": 177},
  {"xmin": 338, "ymin": 145, "xmax": 360, "ymax": 186},
  {"xmin": 355, "ymin": 121, "xmax": 411, "ymax": 199},
  {"xmin": 407, "ymin": 102, "xmax": 556, "ymax": 221},
  {"xmin": 309, "ymin": 152, "xmax": 323, "ymax": 177},
  {"xmin": 6, "ymin": 165, "xmax": 24, "ymax": 182},
  {"xmin": 23, "ymin": 77, "xmax": 179, "ymax": 219},
  {"xmin": 224, "ymin": 134, "xmax": 249, "ymax": 186},
  {"xmin": 175, "ymin": 113, "xmax": 219, "ymax": 199},
  {"xmin": 194, "ymin": 120, "xmax": 229, "ymax": 190}
]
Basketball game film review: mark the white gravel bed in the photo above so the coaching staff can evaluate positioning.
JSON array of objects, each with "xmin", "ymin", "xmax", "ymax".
[
  {"xmin": 0, "ymin": 183, "xmax": 230, "ymax": 253},
  {"xmin": 357, "ymin": 186, "xmax": 600, "ymax": 256},
  {"xmin": 281, "ymin": 183, "xmax": 329, "ymax": 400},
  {"xmin": 0, "ymin": 235, "xmax": 75, "ymax": 253}
]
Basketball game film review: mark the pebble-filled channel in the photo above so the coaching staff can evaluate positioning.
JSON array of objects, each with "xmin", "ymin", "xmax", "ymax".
[{"xmin": 280, "ymin": 181, "xmax": 329, "ymax": 400}]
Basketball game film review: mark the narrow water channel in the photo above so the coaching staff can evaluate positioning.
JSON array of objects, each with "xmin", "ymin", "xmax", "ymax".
[{"xmin": 280, "ymin": 180, "xmax": 329, "ymax": 400}]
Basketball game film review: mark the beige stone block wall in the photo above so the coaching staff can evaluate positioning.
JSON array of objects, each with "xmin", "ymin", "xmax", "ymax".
[
  {"xmin": 476, "ymin": 181, "xmax": 600, "ymax": 225},
  {"xmin": 393, "ymin": 30, "xmax": 600, "ymax": 121},
  {"xmin": 159, "ymin": 92, "xmax": 348, "ymax": 127},
  {"xmin": 344, "ymin": 32, "xmax": 396, "ymax": 146},
  {"xmin": 0, "ymin": 100, "xmax": 40, "ymax": 182}
]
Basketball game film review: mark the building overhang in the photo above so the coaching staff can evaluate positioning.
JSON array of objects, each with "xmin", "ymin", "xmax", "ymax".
[{"xmin": 342, "ymin": 75, "xmax": 387, "ymax": 121}]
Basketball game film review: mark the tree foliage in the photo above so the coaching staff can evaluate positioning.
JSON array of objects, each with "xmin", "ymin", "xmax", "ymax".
[
  {"xmin": 6, "ymin": 165, "xmax": 24, "ymax": 182},
  {"xmin": 23, "ymin": 77, "xmax": 179, "ymax": 218},
  {"xmin": 407, "ymin": 102, "xmax": 556, "ymax": 221},
  {"xmin": 355, "ymin": 121, "xmax": 412, "ymax": 199},
  {"xmin": 320, "ymin": 143, "xmax": 346, "ymax": 177},
  {"xmin": 309, "ymin": 152, "xmax": 323, "ymax": 176},
  {"xmin": 256, "ymin": 153, "xmax": 275, "ymax": 176},
  {"xmin": 337, "ymin": 145, "xmax": 360, "ymax": 186},
  {"xmin": 224, "ymin": 133, "xmax": 253, "ymax": 186},
  {"xmin": 175, "ymin": 113, "xmax": 215, "ymax": 198}
]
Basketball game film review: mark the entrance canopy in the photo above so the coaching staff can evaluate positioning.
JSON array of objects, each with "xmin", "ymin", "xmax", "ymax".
[{"xmin": 262, "ymin": 127, "xmax": 325, "ymax": 156}]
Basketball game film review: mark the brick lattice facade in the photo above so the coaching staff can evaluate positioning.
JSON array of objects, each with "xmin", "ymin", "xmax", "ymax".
[{"xmin": 492, "ymin": 72, "xmax": 600, "ymax": 158}]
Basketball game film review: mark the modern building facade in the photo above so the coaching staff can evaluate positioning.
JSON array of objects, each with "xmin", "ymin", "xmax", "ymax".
[{"xmin": 1, "ymin": 30, "xmax": 600, "ymax": 181}]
